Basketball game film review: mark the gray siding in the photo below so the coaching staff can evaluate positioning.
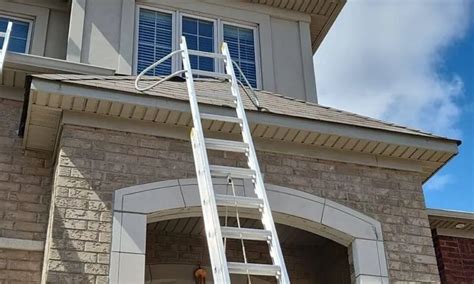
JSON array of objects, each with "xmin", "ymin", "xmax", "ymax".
[
  {"xmin": 0, "ymin": 0, "xmax": 69, "ymax": 59},
  {"xmin": 45, "ymin": 9, "xmax": 69, "ymax": 59},
  {"xmin": 67, "ymin": 0, "xmax": 318, "ymax": 102}
]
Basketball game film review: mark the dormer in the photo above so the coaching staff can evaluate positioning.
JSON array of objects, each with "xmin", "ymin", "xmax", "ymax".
[{"xmin": 66, "ymin": 0, "xmax": 345, "ymax": 103}]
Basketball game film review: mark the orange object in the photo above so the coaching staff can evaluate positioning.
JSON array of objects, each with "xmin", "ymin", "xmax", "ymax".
[{"xmin": 194, "ymin": 267, "xmax": 207, "ymax": 284}]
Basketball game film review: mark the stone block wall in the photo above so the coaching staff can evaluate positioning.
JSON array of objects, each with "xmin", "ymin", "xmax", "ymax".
[
  {"xmin": 433, "ymin": 232, "xmax": 474, "ymax": 283},
  {"xmin": 0, "ymin": 98, "xmax": 53, "ymax": 283},
  {"xmin": 42, "ymin": 124, "xmax": 440, "ymax": 283}
]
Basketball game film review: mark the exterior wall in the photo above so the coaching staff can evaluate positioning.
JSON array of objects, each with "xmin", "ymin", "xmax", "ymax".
[
  {"xmin": 66, "ymin": 0, "xmax": 318, "ymax": 102},
  {"xmin": 0, "ymin": 249, "xmax": 43, "ymax": 283},
  {"xmin": 0, "ymin": 0, "xmax": 70, "ymax": 59},
  {"xmin": 433, "ymin": 232, "xmax": 474, "ymax": 284},
  {"xmin": 44, "ymin": 9, "xmax": 70, "ymax": 60},
  {"xmin": 0, "ymin": 98, "xmax": 53, "ymax": 283},
  {"xmin": 42, "ymin": 124, "xmax": 440, "ymax": 283}
]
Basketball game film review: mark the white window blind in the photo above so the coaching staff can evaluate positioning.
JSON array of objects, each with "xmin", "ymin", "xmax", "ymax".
[
  {"xmin": 223, "ymin": 24, "xmax": 257, "ymax": 88},
  {"xmin": 0, "ymin": 16, "xmax": 30, "ymax": 53},
  {"xmin": 137, "ymin": 8, "xmax": 173, "ymax": 76}
]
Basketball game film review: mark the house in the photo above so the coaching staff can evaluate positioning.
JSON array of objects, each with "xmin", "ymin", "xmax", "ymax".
[
  {"xmin": 0, "ymin": 0, "xmax": 461, "ymax": 283},
  {"xmin": 429, "ymin": 209, "xmax": 474, "ymax": 284}
]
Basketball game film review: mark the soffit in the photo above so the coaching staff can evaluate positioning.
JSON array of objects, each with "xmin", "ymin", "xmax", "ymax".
[
  {"xmin": 248, "ymin": 0, "xmax": 345, "ymax": 51},
  {"xmin": 24, "ymin": 75, "xmax": 459, "ymax": 182},
  {"xmin": 428, "ymin": 209, "xmax": 474, "ymax": 232},
  {"xmin": 148, "ymin": 217, "xmax": 331, "ymax": 247}
]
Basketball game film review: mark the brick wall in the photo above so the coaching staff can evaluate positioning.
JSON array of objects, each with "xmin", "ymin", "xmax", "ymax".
[
  {"xmin": 0, "ymin": 98, "xmax": 52, "ymax": 283},
  {"xmin": 433, "ymin": 232, "xmax": 474, "ymax": 284},
  {"xmin": 42, "ymin": 124, "xmax": 440, "ymax": 283}
]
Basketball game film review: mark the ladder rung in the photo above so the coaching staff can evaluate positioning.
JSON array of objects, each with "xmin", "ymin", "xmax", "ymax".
[
  {"xmin": 221, "ymin": 227, "xmax": 272, "ymax": 242},
  {"xmin": 210, "ymin": 165, "xmax": 255, "ymax": 179},
  {"xmin": 193, "ymin": 69, "xmax": 232, "ymax": 80},
  {"xmin": 228, "ymin": 262, "xmax": 281, "ymax": 277},
  {"xmin": 188, "ymin": 49, "xmax": 226, "ymax": 60},
  {"xmin": 200, "ymin": 113, "xmax": 242, "ymax": 124},
  {"xmin": 205, "ymin": 138, "xmax": 248, "ymax": 153},
  {"xmin": 215, "ymin": 194, "xmax": 263, "ymax": 209}
]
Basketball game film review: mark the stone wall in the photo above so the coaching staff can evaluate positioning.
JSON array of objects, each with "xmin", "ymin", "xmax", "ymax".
[
  {"xmin": 433, "ymin": 232, "xmax": 474, "ymax": 284},
  {"xmin": 42, "ymin": 124, "xmax": 440, "ymax": 283},
  {"xmin": 0, "ymin": 98, "xmax": 52, "ymax": 283}
]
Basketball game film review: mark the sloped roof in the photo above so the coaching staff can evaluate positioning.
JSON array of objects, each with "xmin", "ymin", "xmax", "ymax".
[{"xmin": 31, "ymin": 74, "xmax": 457, "ymax": 144}]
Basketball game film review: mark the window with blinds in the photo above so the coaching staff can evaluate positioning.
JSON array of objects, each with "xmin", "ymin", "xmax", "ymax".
[
  {"xmin": 0, "ymin": 16, "xmax": 31, "ymax": 53},
  {"xmin": 223, "ymin": 24, "xmax": 257, "ymax": 88},
  {"xmin": 182, "ymin": 16, "xmax": 215, "ymax": 72},
  {"xmin": 137, "ymin": 9, "xmax": 173, "ymax": 76},
  {"xmin": 135, "ymin": 7, "xmax": 260, "ymax": 88}
]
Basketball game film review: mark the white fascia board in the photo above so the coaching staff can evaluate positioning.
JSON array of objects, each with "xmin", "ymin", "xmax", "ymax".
[
  {"xmin": 4, "ymin": 52, "xmax": 115, "ymax": 75},
  {"xmin": 30, "ymin": 77, "xmax": 459, "ymax": 155},
  {"xmin": 428, "ymin": 209, "xmax": 474, "ymax": 221}
]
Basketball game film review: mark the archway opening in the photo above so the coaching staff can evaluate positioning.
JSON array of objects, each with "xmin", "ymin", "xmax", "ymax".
[{"xmin": 144, "ymin": 217, "xmax": 351, "ymax": 283}]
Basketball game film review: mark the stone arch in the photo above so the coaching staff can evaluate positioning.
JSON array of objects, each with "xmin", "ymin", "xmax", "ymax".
[{"xmin": 109, "ymin": 178, "xmax": 389, "ymax": 283}]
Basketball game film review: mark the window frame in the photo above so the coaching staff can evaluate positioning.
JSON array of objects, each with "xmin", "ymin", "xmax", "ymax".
[
  {"xmin": 219, "ymin": 20, "xmax": 261, "ymax": 89},
  {"xmin": 134, "ymin": 5, "xmax": 261, "ymax": 89},
  {"xmin": 177, "ymin": 12, "xmax": 219, "ymax": 72},
  {"xmin": 133, "ymin": 5, "xmax": 177, "ymax": 77},
  {"xmin": 0, "ymin": 13, "xmax": 33, "ymax": 54}
]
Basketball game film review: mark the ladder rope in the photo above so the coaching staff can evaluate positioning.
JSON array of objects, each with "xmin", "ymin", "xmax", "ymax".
[{"xmin": 225, "ymin": 176, "xmax": 252, "ymax": 284}]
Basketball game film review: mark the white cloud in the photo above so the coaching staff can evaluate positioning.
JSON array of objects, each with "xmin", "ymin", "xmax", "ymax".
[
  {"xmin": 314, "ymin": 0, "xmax": 471, "ymax": 139},
  {"xmin": 424, "ymin": 174, "xmax": 454, "ymax": 192}
]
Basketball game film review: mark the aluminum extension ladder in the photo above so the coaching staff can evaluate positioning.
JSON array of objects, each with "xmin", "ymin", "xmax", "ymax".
[
  {"xmin": 0, "ymin": 21, "xmax": 13, "ymax": 75},
  {"xmin": 135, "ymin": 36, "xmax": 290, "ymax": 284}
]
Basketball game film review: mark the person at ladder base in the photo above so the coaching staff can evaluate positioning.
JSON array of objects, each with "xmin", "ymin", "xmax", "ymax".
[{"xmin": 135, "ymin": 36, "xmax": 290, "ymax": 284}]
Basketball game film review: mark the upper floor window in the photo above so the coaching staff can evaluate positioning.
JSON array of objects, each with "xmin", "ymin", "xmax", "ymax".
[
  {"xmin": 182, "ymin": 16, "xmax": 215, "ymax": 72},
  {"xmin": 223, "ymin": 24, "xmax": 257, "ymax": 88},
  {"xmin": 0, "ymin": 16, "xmax": 31, "ymax": 53},
  {"xmin": 135, "ymin": 6, "xmax": 260, "ymax": 88},
  {"xmin": 137, "ymin": 9, "xmax": 173, "ymax": 76}
]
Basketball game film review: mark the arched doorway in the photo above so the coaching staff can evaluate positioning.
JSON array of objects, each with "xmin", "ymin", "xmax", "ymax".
[
  {"xmin": 109, "ymin": 178, "xmax": 389, "ymax": 283},
  {"xmin": 145, "ymin": 217, "xmax": 351, "ymax": 283}
]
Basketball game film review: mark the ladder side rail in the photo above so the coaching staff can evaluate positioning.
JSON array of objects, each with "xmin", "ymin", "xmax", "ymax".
[
  {"xmin": 222, "ymin": 42, "xmax": 290, "ymax": 284},
  {"xmin": 0, "ymin": 21, "xmax": 13, "ymax": 76},
  {"xmin": 180, "ymin": 36, "xmax": 231, "ymax": 284}
]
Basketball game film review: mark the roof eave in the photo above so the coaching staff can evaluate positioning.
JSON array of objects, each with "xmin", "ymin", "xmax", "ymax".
[{"xmin": 24, "ymin": 77, "xmax": 459, "ymax": 182}]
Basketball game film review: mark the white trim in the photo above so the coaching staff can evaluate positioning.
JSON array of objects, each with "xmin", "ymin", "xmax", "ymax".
[
  {"xmin": 428, "ymin": 208, "xmax": 474, "ymax": 220},
  {"xmin": 0, "ymin": 237, "xmax": 44, "ymax": 251},
  {"xmin": 0, "ymin": 13, "xmax": 34, "ymax": 54},
  {"xmin": 436, "ymin": 228, "xmax": 474, "ymax": 239},
  {"xmin": 109, "ymin": 179, "xmax": 389, "ymax": 283},
  {"xmin": 4, "ymin": 51, "xmax": 115, "ymax": 75}
]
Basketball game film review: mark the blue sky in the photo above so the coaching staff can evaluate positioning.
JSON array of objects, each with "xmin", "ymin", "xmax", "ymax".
[{"xmin": 314, "ymin": 1, "xmax": 473, "ymax": 212}]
